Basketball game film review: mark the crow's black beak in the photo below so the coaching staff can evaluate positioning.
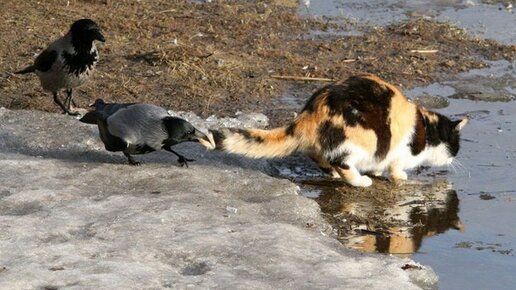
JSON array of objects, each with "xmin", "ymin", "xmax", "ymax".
[
  {"xmin": 94, "ymin": 30, "xmax": 106, "ymax": 42},
  {"xmin": 193, "ymin": 129, "xmax": 215, "ymax": 149}
]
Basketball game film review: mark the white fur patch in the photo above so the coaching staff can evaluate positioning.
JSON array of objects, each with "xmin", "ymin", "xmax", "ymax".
[
  {"xmin": 396, "ymin": 143, "xmax": 452, "ymax": 170},
  {"xmin": 325, "ymin": 130, "xmax": 452, "ymax": 175}
]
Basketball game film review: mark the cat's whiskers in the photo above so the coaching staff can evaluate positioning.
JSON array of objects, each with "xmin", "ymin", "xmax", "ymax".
[
  {"xmin": 449, "ymin": 159, "xmax": 470, "ymax": 177},
  {"xmin": 454, "ymin": 159, "xmax": 471, "ymax": 178},
  {"xmin": 448, "ymin": 162, "xmax": 458, "ymax": 174}
]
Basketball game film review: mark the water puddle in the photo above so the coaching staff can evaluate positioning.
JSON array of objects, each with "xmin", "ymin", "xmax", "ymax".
[
  {"xmin": 406, "ymin": 60, "xmax": 515, "ymax": 103},
  {"xmin": 413, "ymin": 98, "xmax": 516, "ymax": 290},
  {"xmin": 300, "ymin": 0, "xmax": 515, "ymax": 44}
]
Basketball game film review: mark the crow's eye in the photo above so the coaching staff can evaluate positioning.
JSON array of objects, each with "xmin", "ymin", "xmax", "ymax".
[{"xmin": 184, "ymin": 130, "xmax": 194, "ymax": 138}]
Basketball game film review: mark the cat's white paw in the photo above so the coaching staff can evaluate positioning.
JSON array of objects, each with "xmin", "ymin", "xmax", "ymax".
[
  {"xmin": 330, "ymin": 172, "xmax": 341, "ymax": 179},
  {"xmin": 349, "ymin": 175, "xmax": 373, "ymax": 187},
  {"xmin": 373, "ymin": 170, "xmax": 383, "ymax": 177},
  {"xmin": 390, "ymin": 170, "xmax": 408, "ymax": 181}
]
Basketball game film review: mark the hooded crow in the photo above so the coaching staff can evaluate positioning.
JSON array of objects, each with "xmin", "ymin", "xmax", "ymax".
[
  {"xmin": 80, "ymin": 99, "xmax": 215, "ymax": 166},
  {"xmin": 16, "ymin": 19, "xmax": 105, "ymax": 115}
]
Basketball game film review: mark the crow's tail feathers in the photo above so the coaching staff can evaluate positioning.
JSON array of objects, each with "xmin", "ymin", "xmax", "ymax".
[
  {"xmin": 79, "ymin": 111, "xmax": 101, "ymax": 124},
  {"xmin": 15, "ymin": 65, "xmax": 36, "ymax": 74}
]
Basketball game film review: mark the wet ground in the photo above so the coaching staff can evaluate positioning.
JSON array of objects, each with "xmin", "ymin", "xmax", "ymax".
[
  {"xmin": 413, "ymin": 98, "xmax": 516, "ymax": 290},
  {"xmin": 271, "ymin": 1, "xmax": 516, "ymax": 289},
  {"xmin": 302, "ymin": 0, "xmax": 515, "ymax": 44}
]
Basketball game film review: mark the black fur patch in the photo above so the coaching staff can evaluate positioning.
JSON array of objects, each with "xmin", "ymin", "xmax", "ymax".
[
  {"xmin": 318, "ymin": 121, "xmax": 346, "ymax": 152},
  {"xmin": 62, "ymin": 50, "xmax": 98, "ymax": 76},
  {"xmin": 447, "ymin": 120, "xmax": 462, "ymax": 157},
  {"xmin": 424, "ymin": 113, "xmax": 461, "ymax": 156},
  {"xmin": 34, "ymin": 49, "xmax": 58, "ymax": 72},
  {"xmin": 318, "ymin": 166, "xmax": 335, "ymax": 175},
  {"xmin": 285, "ymin": 122, "xmax": 296, "ymax": 136},
  {"xmin": 329, "ymin": 158, "xmax": 349, "ymax": 168},
  {"xmin": 302, "ymin": 86, "xmax": 329, "ymax": 113},
  {"xmin": 425, "ymin": 122, "xmax": 439, "ymax": 147},
  {"xmin": 210, "ymin": 130, "xmax": 226, "ymax": 150},
  {"xmin": 410, "ymin": 110, "xmax": 427, "ymax": 155},
  {"xmin": 232, "ymin": 128, "xmax": 264, "ymax": 143},
  {"xmin": 337, "ymin": 163, "xmax": 350, "ymax": 170},
  {"xmin": 319, "ymin": 76, "xmax": 394, "ymax": 159}
]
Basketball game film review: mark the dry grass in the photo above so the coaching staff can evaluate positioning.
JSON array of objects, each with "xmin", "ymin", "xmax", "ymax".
[{"xmin": 0, "ymin": 0, "xmax": 514, "ymax": 123}]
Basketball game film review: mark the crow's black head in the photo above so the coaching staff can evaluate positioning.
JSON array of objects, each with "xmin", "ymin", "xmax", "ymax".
[
  {"xmin": 69, "ymin": 19, "xmax": 105, "ymax": 49},
  {"xmin": 90, "ymin": 98, "xmax": 106, "ymax": 110},
  {"xmin": 162, "ymin": 117, "xmax": 213, "ymax": 148}
]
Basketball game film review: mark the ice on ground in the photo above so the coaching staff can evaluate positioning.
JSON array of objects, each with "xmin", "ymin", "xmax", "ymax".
[
  {"xmin": 0, "ymin": 108, "xmax": 437, "ymax": 289},
  {"xmin": 169, "ymin": 110, "xmax": 269, "ymax": 132}
]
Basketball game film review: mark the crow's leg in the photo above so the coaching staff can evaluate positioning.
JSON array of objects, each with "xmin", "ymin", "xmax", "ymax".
[
  {"xmin": 123, "ymin": 152, "xmax": 140, "ymax": 166},
  {"xmin": 53, "ymin": 92, "xmax": 68, "ymax": 114},
  {"xmin": 163, "ymin": 147, "xmax": 195, "ymax": 168},
  {"xmin": 63, "ymin": 89, "xmax": 71, "ymax": 109},
  {"xmin": 54, "ymin": 91, "xmax": 79, "ymax": 116},
  {"xmin": 64, "ymin": 89, "xmax": 79, "ymax": 111}
]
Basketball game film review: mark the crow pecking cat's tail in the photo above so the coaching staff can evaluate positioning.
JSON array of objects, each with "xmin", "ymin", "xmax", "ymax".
[{"xmin": 209, "ymin": 122, "xmax": 304, "ymax": 159}]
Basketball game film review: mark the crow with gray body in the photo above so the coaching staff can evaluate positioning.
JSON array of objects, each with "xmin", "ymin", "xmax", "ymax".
[
  {"xmin": 80, "ymin": 99, "xmax": 213, "ymax": 166},
  {"xmin": 16, "ymin": 19, "xmax": 105, "ymax": 115}
]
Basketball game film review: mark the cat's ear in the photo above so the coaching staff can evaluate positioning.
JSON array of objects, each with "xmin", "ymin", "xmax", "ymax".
[{"xmin": 453, "ymin": 117, "xmax": 468, "ymax": 131}]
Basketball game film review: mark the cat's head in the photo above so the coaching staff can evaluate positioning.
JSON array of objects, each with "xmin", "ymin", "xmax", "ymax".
[{"xmin": 422, "ymin": 110, "xmax": 468, "ymax": 166}]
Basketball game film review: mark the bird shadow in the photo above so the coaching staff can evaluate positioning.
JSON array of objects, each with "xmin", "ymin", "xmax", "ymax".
[{"xmin": 1, "ymin": 136, "xmax": 275, "ymax": 173}]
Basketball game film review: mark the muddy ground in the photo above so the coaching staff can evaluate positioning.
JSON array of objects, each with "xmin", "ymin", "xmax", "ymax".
[{"xmin": 0, "ymin": 0, "xmax": 514, "ymax": 125}]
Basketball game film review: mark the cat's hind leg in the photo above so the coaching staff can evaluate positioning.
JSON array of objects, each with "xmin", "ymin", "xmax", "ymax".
[
  {"xmin": 333, "ymin": 164, "xmax": 373, "ymax": 187},
  {"xmin": 309, "ymin": 153, "xmax": 340, "ymax": 178}
]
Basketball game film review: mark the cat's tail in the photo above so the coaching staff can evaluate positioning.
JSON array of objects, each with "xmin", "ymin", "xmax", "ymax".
[{"xmin": 208, "ymin": 123, "xmax": 302, "ymax": 159}]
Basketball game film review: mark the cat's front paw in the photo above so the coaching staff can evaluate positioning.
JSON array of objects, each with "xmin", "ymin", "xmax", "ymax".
[
  {"xmin": 373, "ymin": 170, "xmax": 383, "ymax": 177},
  {"xmin": 390, "ymin": 170, "xmax": 408, "ymax": 181},
  {"xmin": 349, "ymin": 175, "xmax": 373, "ymax": 187}
]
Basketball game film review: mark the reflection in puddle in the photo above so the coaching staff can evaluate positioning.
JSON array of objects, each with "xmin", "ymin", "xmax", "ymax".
[
  {"xmin": 270, "ymin": 155, "xmax": 463, "ymax": 258},
  {"xmin": 303, "ymin": 179, "xmax": 462, "ymax": 258}
]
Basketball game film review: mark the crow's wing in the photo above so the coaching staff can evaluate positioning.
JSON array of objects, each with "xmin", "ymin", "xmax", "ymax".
[
  {"xmin": 34, "ymin": 49, "xmax": 58, "ymax": 72},
  {"xmin": 106, "ymin": 104, "xmax": 169, "ymax": 149}
]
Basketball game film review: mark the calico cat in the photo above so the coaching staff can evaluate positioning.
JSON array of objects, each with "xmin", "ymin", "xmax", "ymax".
[{"xmin": 206, "ymin": 74, "xmax": 467, "ymax": 187}]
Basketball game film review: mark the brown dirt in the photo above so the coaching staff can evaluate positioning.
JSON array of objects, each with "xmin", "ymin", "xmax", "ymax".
[{"xmin": 1, "ymin": 0, "xmax": 514, "ymax": 125}]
